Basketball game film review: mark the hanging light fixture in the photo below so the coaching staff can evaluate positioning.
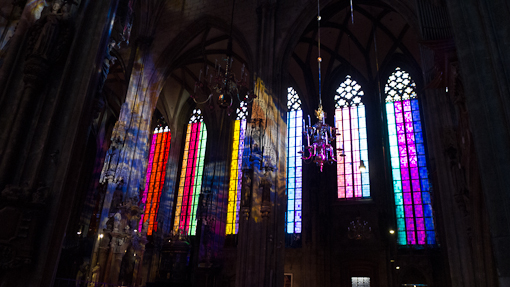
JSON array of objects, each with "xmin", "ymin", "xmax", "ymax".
[
  {"xmin": 348, "ymin": 216, "xmax": 372, "ymax": 240},
  {"xmin": 191, "ymin": 0, "xmax": 255, "ymax": 113},
  {"xmin": 301, "ymin": 0, "xmax": 343, "ymax": 172}
]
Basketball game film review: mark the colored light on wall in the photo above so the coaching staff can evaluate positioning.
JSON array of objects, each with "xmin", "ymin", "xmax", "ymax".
[
  {"xmin": 287, "ymin": 87, "xmax": 303, "ymax": 234},
  {"xmin": 334, "ymin": 76, "xmax": 370, "ymax": 199},
  {"xmin": 174, "ymin": 109, "xmax": 207, "ymax": 236},
  {"xmin": 140, "ymin": 126, "xmax": 171, "ymax": 235},
  {"xmin": 385, "ymin": 68, "xmax": 436, "ymax": 245}
]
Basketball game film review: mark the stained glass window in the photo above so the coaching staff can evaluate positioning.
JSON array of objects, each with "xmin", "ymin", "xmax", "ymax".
[
  {"xmin": 351, "ymin": 277, "xmax": 370, "ymax": 287},
  {"xmin": 173, "ymin": 109, "xmax": 207, "ymax": 236},
  {"xmin": 334, "ymin": 75, "xmax": 370, "ymax": 199},
  {"xmin": 140, "ymin": 126, "xmax": 171, "ymax": 235},
  {"xmin": 385, "ymin": 67, "xmax": 436, "ymax": 245},
  {"xmin": 226, "ymin": 102, "xmax": 248, "ymax": 235},
  {"xmin": 286, "ymin": 87, "xmax": 303, "ymax": 234}
]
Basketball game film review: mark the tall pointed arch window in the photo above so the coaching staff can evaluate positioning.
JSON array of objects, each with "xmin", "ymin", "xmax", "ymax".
[
  {"xmin": 141, "ymin": 126, "xmax": 171, "ymax": 235},
  {"xmin": 286, "ymin": 87, "xmax": 303, "ymax": 234},
  {"xmin": 334, "ymin": 75, "xmax": 370, "ymax": 199},
  {"xmin": 173, "ymin": 109, "xmax": 208, "ymax": 236},
  {"xmin": 385, "ymin": 67, "xmax": 436, "ymax": 245},
  {"xmin": 226, "ymin": 102, "xmax": 248, "ymax": 235}
]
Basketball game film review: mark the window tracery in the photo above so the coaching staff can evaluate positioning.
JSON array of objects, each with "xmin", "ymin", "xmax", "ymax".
[{"xmin": 334, "ymin": 75, "xmax": 370, "ymax": 199}]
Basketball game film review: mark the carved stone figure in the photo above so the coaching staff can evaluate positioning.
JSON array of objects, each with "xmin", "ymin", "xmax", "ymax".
[
  {"xmin": 89, "ymin": 263, "xmax": 100, "ymax": 287},
  {"xmin": 113, "ymin": 212, "xmax": 121, "ymax": 231}
]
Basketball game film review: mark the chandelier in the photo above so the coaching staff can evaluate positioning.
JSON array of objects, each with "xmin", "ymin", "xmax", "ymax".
[
  {"xmin": 348, "ymin": 217, "xmax": 372, "ymax": 240},
  {"xmin": 191, "ymin": 0, "xmax": 255, "ymax": 114},
  {"xmin": 301, "ymin": 0, "xmax": 342, "ymax": 172}
]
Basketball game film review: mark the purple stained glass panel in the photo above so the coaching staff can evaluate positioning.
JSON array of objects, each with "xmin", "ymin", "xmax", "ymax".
[
  {"xmin": 395, "ymin": 101, "xmax": 403, "ymax": 112},
  {"xmin": 412, "ymin": 180, "xmax": 421, "ymax": 191},
  {"xmin": 408, "ymin": 145, "xmax": 417, "ymax": 156},
  {"xmin": 404, "ymin": 111, "xmax": 413, "ymax": 122},
  {"xmin": 418, "ymin": 231, "xmax": 426, "ymax": 244},
  {"xmin": 403, "ymin": 100, "xmax": 411, "ymax": 111},
  {"xmin": 415, "ymin": 205, "xmax": 424, "ymax": 217},
  {"xmin": 407, "ymin": 133, "xmax": 416, "ymax": 143},
  {"xmin": 410, "ymin": 168, "xmax": 419, "ymax": 179},
  {"xmin": 405, "ymin": 205, "xmax": 414, "ymax": 218},
  {"xmin": 413, "ymin": 192, "xmax": 423, "ymax": 205},
  {"xmin": 397, "ymin": 123, "xmax": 405, "ymax": 134},
  {"xmin": 396, "ymin": 113, "xmax": 404, "ymax": 123},
  {"xmin": 406, "ymin": 218, "xmax": 415, "ymax": 231},
  {"xmin": 402, "ymin": 180, "xmax": 411, "ymax": 192},
  {"xmin": 407, "ymin": 231, "xmax": 416, "ymax": 244},
  {"xmin": 416, "ymin": 218, "xmax": 425, "ymax": 230},
  {"xmin": 403, "ymin": 192, "xmax": 412, "ymax": 205},
  {"xmin": 406, "ymin": 122, "xmax": 414, "ymax": 133},
  {"xmin": 401, "ymin": 170, "xmax": 409, "ymax": 180}
]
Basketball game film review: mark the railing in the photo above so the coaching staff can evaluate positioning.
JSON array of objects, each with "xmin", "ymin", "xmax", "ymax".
[{"xmin": 54, "ymin": 278, "xmax": 134, "ymax": 287}]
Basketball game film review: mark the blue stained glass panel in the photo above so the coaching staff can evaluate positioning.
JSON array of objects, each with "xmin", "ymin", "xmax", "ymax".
[
  {"xmin": 422, "ymin": 192, "xmax": 431, "ymax": 204},
  {"xmin": 416, "ymin": 144, "xmax": 425, "ymax": 154},
  {"xmin": 415, "ymin": 133, "xmax": 424, "ymax": 144},
  {"xmin": 362, "ymin": 185, "xmax": 370, "ymax": 197},
  {"xmin": 411, "ymin": 99, "xmax": 419, "ymax": 110},
  {"xmin": 419, "ymin": 167, "xmax": 428, "ymax": 179},
  {"xmin": 414, "ymin": 121, "xmax": 422, "ymax": 132},
  {"xmin": 418, "ymin": 155, "xmax": 426, "ymax": 167},
  {"xmin": 413, "ymin": 111, "xmax": 421, "ymax": 121},
  {"xmin": 427, "ymin": 232, "xmax": 436, "ymax": 244},
  {"xmin": 425, "ymin": 218, "xmax": 434, "ymax": 230},
  {"xmin": 421, "ymin": 179, "xmax": 430, "ymax": 191},
  {"xmin": 423, "ymin": 204, "xmax": 433, "ymax": 217}
]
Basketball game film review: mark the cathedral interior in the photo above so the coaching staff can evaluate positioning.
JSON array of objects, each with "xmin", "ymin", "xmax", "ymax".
[{"xmin": 0, "ymin": 0, "xmax": 509, "ymax": 286}]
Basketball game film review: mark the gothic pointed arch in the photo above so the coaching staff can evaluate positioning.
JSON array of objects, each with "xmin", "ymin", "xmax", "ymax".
[
  {"xmin": 173, "ymin": 108, "xmax": 208, "ymax": 235},
  {"xmin": 384, "ymin": 66, "xmax": 436, "ymax": 245}
]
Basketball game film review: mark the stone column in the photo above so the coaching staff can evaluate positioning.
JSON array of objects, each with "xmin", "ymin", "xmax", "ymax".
[
  {"xmin": 0, "ymin": 1, "xmax": 120, "ymax": 286},
  {"xmin": 445, "ymin": 0, "xmax": 510, "ymax": 285}
]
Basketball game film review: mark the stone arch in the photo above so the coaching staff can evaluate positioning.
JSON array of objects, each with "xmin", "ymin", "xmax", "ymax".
[
  {"xmin": 276, "ymin": 0, "xmax": 421, "ymax": 116},
  {"xmin": 147, "ymin": 15, "xmax": 255, "ymax": 132}
]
